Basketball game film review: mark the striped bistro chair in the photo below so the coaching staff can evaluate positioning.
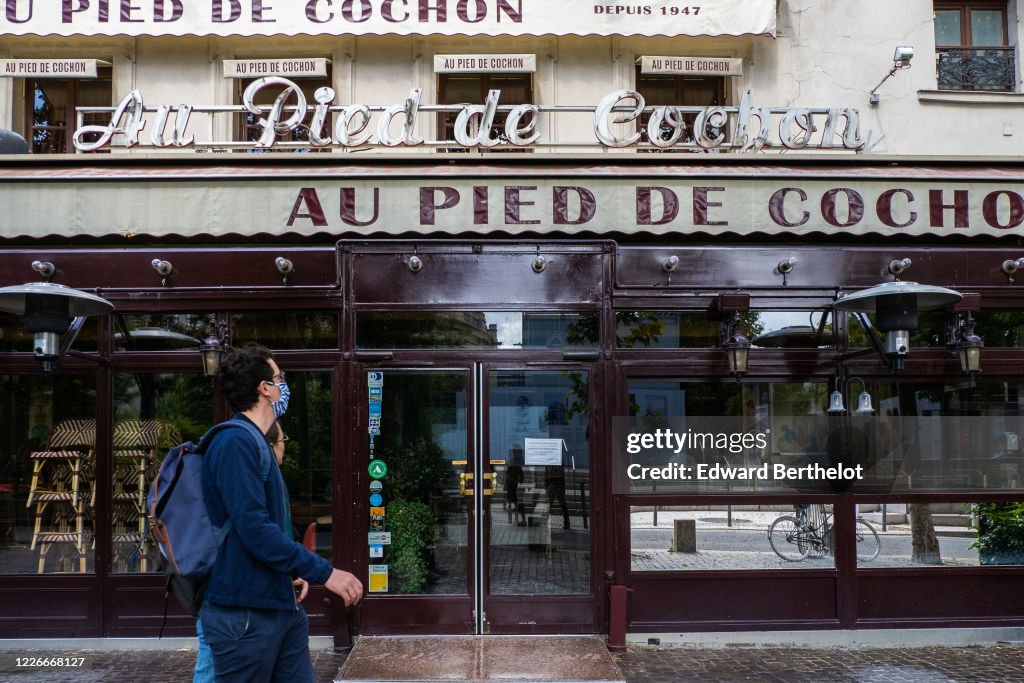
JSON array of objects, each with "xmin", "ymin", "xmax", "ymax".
[
  {"xmin": 28, "ymin": 419, "xmax": 96, "ymax": 573},
  {"xmin": 111, "ymin": 419, "xmax": 181, "ymax": 572}
]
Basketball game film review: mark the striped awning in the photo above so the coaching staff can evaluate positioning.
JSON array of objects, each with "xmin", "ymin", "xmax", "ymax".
[
  {"xmin": 0, "ymin": 158, "xmax": 1021, "ymax": 239},
  {"xmin": 0, "ymin": 1, "xmax": 776, "ymax": 38}
]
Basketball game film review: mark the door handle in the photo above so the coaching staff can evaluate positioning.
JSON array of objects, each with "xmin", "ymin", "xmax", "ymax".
[
  {"xmin": 482, "ymin": 472, "xmax": 496, "ymax": 496},
  {"xmin": 459, "ymin": 472, "xmax": 474, "ymax": 496}
]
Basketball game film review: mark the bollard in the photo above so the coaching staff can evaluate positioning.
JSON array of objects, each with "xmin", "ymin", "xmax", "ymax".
[
  {"xmin": 673, "ymin": 519, "xmax": 697, "ymax": 553},
  {"xmin": 607, "ymin": 585, "xmax": 633, "ymax": 652}
]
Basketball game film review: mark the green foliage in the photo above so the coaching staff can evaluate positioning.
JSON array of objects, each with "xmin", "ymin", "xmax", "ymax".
[
  {"xmin": 972, "ymin": 503, "xmax": 1024, "ymax": 565},
  {"xmin": 387, "ymin": 499, "xmax": 439, "ymax": 593},
  {"xmin": 376, "ymin": 439, "xmax": 450, "ymax": 504}
]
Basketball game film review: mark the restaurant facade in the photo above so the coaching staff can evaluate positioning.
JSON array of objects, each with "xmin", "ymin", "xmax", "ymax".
[{"xmin": 1, "ymin": 1, "xmax": 1023, "ymax": 647}]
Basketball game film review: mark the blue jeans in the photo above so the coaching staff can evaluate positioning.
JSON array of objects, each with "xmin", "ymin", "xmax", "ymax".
[
  {"xmin": 194, "ymin": 620, "xmax": 214, "ymax": 683},
  {"xmin": 199, "ymin": 602, "xmax": 314, "ymax": 683}
]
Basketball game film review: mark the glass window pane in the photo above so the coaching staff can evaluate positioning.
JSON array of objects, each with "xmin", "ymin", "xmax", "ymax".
[
  {"xmin": 116, "ymin": 313, "xmax": 210, "ymax": 351},
  {"xmin": 630, "ymin": 503, "xmax": 835, "ymax": 571},
  {"xmin": 112, "ymin": 373, "xmax": 213, "ymax": 573},
  {"xmin": 276, "ymin": 371, "xmax": 334, "ymax": 562},
  {"xmin": 751, "ymin": 311, "xmax": 833, "ymax": 348},
  {"xmin": 231, "ymin": 311, "xmax": 338, "ymax": 350},
  {"xmin": 973, "ymin": 310, "xmax": 1024, "ymax": 347},
  {"xmin": 855, "ymin": 501, "xmax": 1024, "ymax": 568},
  {"xmin": 847, "ymin": 310, "xmax": 946, "ymax": 348},
  {"xmin": 970, "ymin": 9, "xmax": 1003, "ymax": 46},
  {"xmin": 0, "ymin": 313, "xmax": 97, "ymax": 353},
  {"xmin": 1, "ymin": 375, "xmax": 96, "ymax": 574},
  {"xmin": 489, "ymin": 370, "xmax": 590, "ymax": 594},
  {"xmin": 934, "ymin": 10, "xmax": 962, "ymax": 46},
  {"xmin": 357, "ymin": 311, "xmax": 598, "ymax": 349},
  {"xmin": 368, "ymin": 371, "xmax": 468, "ymax": 595}
]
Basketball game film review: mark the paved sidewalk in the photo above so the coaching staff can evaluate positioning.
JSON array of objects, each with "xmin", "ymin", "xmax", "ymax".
[{"xmin": 2, "ymin": 644, "xmax": 1024, "ymax": 682}]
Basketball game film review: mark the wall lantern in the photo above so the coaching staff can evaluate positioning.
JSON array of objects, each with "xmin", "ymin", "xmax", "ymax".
[
  {"xmin": 0, "ymin": 282, "xmax": 114, "ymax": 372},
  {"xmin": 832, "ymin": 260, "xmax": 962, "ymax": 372},
  {"xmin": 722, "ymin": 314, "xmax": 751, "ymax": 381},
  {"xmin": 719, "ymin": 293, "xmax": 751, "ymax": 381},
  {"xmin": 948, "ymin": 312, "xmax": 984, "ymax": 384},
  {"xmin": 199, "ymin": 317, "xmax": 230, "ymax": 378}
]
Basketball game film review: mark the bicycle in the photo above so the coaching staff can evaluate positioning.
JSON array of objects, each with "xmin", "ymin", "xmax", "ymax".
[{"xmin": 768, "ymin": 504, "xmax": 880, "ymax": 562}]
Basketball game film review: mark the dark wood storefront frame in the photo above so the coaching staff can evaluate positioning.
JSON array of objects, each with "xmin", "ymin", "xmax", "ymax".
[{"xmin": 0, "ymin": 237, "xmax": 1022, "ymax": 638}]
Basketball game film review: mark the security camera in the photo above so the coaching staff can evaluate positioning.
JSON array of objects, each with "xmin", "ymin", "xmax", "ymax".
[{"xmin": 893, "ymin": 46, "xmax": 914, "ymax": 68}]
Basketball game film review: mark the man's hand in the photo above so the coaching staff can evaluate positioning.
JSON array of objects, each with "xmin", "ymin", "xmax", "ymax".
[
  {"xmin": 325, "ymin": 568, "xmax": 364, "ymax": 606},
  {"xmin": 293, "ymin": 578, "xmax": 309, "ymax": 603}
]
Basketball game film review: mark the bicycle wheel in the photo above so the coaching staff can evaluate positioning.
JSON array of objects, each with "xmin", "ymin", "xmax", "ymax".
[
  {"xmin": 855, "ymin": 519, "xmax": 880, "ymax": 562},
  {"xmin": 768, "ymin": 516, "xmax": 811, "ymax": 561}
]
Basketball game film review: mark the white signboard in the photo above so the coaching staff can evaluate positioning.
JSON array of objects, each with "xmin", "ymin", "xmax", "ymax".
[
  {"xmin": 223, "ymin": 58, "xmax": 329, "ymax": 79},
  {"xmin": 4, "ymin": 172, "xmax": 1023, "ymax": 239},
  {"xmin": 368, "ymin": 531, "xmax": 392, "ymax": 545},
  {"xmin": 0, "ymin": 59, "xmax": 108, "ymax": 79},
  {"xmin": 524, "ymin": 438, "xmax": 565, "ymax": 466},
  {"xmin": 639, "ymin": 55, "xmax": 743, "ymax": 77},
  {"xmin": 0, "ymin": 1, "xmax": 777, "ymax": 38},
  {"xmin": 434, "ymin": 54, "xmax": 536, "ymax": 73}
]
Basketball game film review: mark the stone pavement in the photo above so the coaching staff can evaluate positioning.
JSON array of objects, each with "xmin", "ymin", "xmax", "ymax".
[{"xmin": 2, "ymin": 643, "xmax": 1024, "ymax": 682}]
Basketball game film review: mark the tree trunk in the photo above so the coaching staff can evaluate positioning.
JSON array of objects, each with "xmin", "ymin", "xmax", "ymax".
[{"xmin": 910, "ymin": 503, "xmax": 942, "ymax": 564}]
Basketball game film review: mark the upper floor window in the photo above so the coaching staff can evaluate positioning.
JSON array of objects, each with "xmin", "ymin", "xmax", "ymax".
[
  {"xmin": 437, "ymin": 73, "xmax": 532, "ymax": 152},
  {"xmin": 634, "ymin": 69, "xmax": 725, "ymax": 147},
  {"xmin": 235, "ymin": 67, "xmax": 332, "ymax": 150},
  {"xmin": 934, "ymin": 2, "xmax": 1015, "ymax": 91},
  {"xmin": 24, "ymin": 67, "xmax": 111, "ymax": 154}
]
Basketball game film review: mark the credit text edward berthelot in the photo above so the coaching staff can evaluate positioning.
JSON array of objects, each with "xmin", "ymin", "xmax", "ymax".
[{"xmin": 624, "ymin": 428, "xmax": 864, "ymax": 482}]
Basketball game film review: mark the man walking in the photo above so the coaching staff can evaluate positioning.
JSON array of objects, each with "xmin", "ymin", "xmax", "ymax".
[{"xmin": 200, "ymin": 344, "xmax": 362, "ymax": 682}]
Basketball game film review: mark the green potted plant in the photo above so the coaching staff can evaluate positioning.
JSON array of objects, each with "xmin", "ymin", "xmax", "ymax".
[{"xmin": 972, "ymin": 503, "xmax": 1024, "ymax": 565}]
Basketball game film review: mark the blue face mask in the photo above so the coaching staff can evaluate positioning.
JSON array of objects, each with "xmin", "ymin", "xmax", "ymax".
[{"xmin": 273, "ymin": 381, "xmax": 290, "ymax": 418}]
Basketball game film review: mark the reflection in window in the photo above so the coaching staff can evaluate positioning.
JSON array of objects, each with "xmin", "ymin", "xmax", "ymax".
[
  {"xmin": 972, "ymin": 310, "xmax": 1024, "ymax": 347},
  {"xmin": 25, "ymin": 70, "xmax": 112, "ymax": 154},
  {"xmin": 0, "ymin": 313, "xmax": 98, "ymax": 353},
  {"xmin": 848, "ymin": 311, "xmax": 946, "ymax": 348},
  {"xmin": 856, "ymin": 500, "xmax": 1024, "ymax": 568},
  {"xmin": 112, "ymin": 373, "xmax": 213, "ymax": 573},
  {"xmin": 0, "ymin": 375, "xmax": 96, "ymax": 574},
  {"xmin": 616, "ymin": 311, "xmax": 768, "ymax": 348},
  {"xmin": 489, "ymin": 371, "xmax": 590, "ymax": 594},
  {"xmin": 232, "ymin": 311, "xmax": 339, "ymax": 350},
  {"xmin": 357, "ymin": 312, "xmax": 599, "ymax": 349},
  {"xmin": 630, "ymin": 504, "xmax": 836, "ymax": 571},
  {"xmin": 276, "ymin": 371, "xmax": 334, "ymax": 561},
  {"xmin": 856, "ymin": 380, "xmax": 1024, "ymax": 492},
  {"xmin": 115, "ymin": 313, "xmax": 209, "ymax": 351}
]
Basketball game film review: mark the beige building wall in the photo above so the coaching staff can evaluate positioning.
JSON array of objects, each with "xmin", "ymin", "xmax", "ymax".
[{"xmin": 1, "ymin": 0, "xmax": 1021, "ymax": 156}]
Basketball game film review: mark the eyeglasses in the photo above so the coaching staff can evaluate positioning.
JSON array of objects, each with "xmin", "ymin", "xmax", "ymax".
[
  {"xmin": 269, "ymin": 434, "xmax": 289, "ymax": 446},
  {"xmin": 272, "ymin": 372, "xmax": 286, "ymax": 382}
]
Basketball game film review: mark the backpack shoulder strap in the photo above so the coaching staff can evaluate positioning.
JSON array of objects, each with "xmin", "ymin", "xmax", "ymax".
[{"xmin": 197, "ymin": 419, "xmax": 272, "ymax": 481}]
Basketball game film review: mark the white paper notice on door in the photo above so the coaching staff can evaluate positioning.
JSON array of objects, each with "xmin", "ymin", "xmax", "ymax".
[{"xmin": 524, "ymin": 438, "xmax": 565, "ymax": 466}]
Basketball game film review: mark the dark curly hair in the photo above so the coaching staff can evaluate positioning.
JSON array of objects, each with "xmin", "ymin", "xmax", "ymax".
[{"xmin": 217, "ymin": 343, "xmax": 274, "ymax": 413}]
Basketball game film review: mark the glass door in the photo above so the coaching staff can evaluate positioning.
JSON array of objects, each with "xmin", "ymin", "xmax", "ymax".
[
  {"xmin": 357, "ymin": 364, "xmax": 596, "ymax": 635},
  {"xmin": 358, "ymin": 368, "xmax": 477, "ymax": 634},
  {"xmin": 481, "ymin": 366, "xmax": 594, "ymax": 633}
]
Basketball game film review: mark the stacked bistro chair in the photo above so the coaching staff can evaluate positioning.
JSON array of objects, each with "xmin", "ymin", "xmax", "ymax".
[
  {"xmin": 26, "ymin": 419, "xmax": 96, "ymax": 573},
  {"xmin": 110, "ymin": 418, "xmax": 180, "ymax": 572}
]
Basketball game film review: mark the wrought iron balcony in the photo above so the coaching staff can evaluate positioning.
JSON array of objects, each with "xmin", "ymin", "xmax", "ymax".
[{"xmin": 937, "ymin": 46, "xmax": 1017, "ymax": 92}]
